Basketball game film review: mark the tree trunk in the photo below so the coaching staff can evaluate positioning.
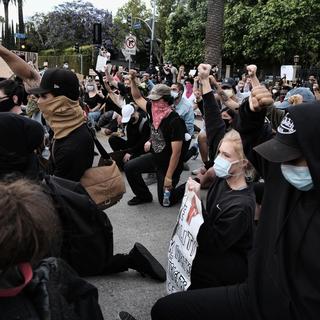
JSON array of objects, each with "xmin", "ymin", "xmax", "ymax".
[
  {"xmin": 205, "ymin": 0, "xmax": 225, "ymax": 71},
  {"xmin": 18, "ymin": 0, "xmax": 24, "ymax": 33},
  {"xmin": 3, "ymin": 0, "xmax": 10, "ymax": 47}
]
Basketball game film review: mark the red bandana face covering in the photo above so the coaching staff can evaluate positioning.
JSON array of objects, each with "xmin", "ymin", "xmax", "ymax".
[
  {"xmin": 151, "ymin": 100, "xmax": 172, "ymax": 130},
  {"xmin": 185, "ymin": 83, "xmax": 193, "ymax": 98}
]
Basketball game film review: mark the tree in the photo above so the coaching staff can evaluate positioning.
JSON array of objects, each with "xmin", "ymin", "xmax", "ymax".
[
  {"xmin": 112, "ymin": 0, "xmax": 151, "ymax": 67},
  {"xmin": 164, "ymin": 0, "xmax": 206, "ymax": 67},
  {"xmin": 0, "ymin": 0, "xmax": 16, "ymax": 48},
  {"xmin": 17, "ymin": 0, "xmax": 24, "ymax": 33},
  {"xmin": 205, "ymin": 0, "xmax": 225, "ymax": 68},
  {"xmin": 26, "ymin": 1, "xmax": 112, "ymax": 51}
]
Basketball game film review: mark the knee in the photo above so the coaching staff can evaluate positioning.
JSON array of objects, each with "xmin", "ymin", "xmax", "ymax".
[{"xmin": 151, "ymin": 297, "xmax": 168, "ymax": 320}]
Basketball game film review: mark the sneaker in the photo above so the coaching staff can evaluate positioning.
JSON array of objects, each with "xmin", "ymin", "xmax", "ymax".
[
  {"xmin": 127, "ymin": 196, "xmax": 153, "ymax": 206},
  {"xmin": 119, "ymin": 311, "xmax": 138, "ymax": 320},
  {"xmin": 129, "ymin": 242, "xmax": 166, "ymax": 282}
]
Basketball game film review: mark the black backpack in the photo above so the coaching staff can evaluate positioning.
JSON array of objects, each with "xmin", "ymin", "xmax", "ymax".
[
  {"xmin": 43, "ymin": 175, "xmax": 113, "ymax": 276},
  {"xmin": 0, "ymin": 258, "xmax": 104, "ymax": 320}
]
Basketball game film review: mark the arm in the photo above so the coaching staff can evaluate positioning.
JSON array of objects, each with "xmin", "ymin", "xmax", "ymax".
[
  {"xmin": 177, "ymin": 66, "xmax": 184, "ymax": 83},
  {"xmin": 164, "ymin": 141, "xmax": 183, "ymax": 189},
  {"xmin": 128, "ymin": 70, "xmax": 147, "ymax": 112},
  {"xmin": 198, "ymin": 64, "xmax": 226, "ymax": 163},
  {"xmin": 104, "ymin": 66, "xmax": 119, "ymax": 88},
  {"xmin": 0, "ymin": 45, "xmax": 40, "ymax": 89}
]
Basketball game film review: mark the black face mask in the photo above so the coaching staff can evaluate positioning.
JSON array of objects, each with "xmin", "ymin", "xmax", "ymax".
[{"xmin": 0, "ymin": 98, "xmax": 15, "ymax": 112}]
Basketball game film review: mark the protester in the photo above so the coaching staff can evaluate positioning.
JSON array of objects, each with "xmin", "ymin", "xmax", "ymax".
[
  {"xmin": 108, "ymin": 103, "xmax": 151, "ymax": 168},
  {"xmin": 0, "ymin": 178, "xmax": 104, "ymax": 320},
  {"xmin": 29, "ymin": 68, "xmax": 94, "ymax": 181},
  {"xmin": 149, "ymin": 68, "xmax": 320, "ymax": 320},
  {"xmin": 0, "ymin": 79, "xmax": 25, "ymax": 114},
  {"xmin": 124, "ymin": 71, "xmax": 188, "ymax": 206},
  {"xmin": 84, "ymin": 79, "xmax": 105, "ymax": 127}
]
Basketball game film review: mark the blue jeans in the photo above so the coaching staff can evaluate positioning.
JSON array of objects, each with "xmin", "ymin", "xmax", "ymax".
[{"xmin": 88, "ymin": 111, "xmax": 101, "ymax": 125}]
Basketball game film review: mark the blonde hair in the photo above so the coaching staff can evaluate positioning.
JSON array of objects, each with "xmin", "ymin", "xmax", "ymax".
[{"xmin": 218, "ymin": 129, "xmax": 254, "ymax": 179}]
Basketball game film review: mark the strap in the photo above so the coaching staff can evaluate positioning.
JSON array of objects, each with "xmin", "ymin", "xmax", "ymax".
[
  {"xmin": 138, "ymin": 116, "xmax": 148, "ymax": 133},
  {"xmin": 86, "ymin": 124, "xmax": 111, "ymax": 160}
]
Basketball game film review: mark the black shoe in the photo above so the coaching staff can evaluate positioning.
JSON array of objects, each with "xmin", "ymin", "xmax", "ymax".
[
  {"xmin": 119, "ymin": 311, "xmax": 138, "ymax": 320},
  {"xmin": 127, "ymin": 196, "xmax": 152, "ymax": 206},
  {"xmin": 129, "ymin": 242, "xmax": 166, "ymax": 282}
]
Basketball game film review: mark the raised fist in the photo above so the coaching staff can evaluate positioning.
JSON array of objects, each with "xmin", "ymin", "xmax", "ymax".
[
  {"xmin": 247, "ymin": 65, "xmax": 257, "ymax": 78},
  {"xmin": 249, "ymin": 86, "xmax": 274, "ymax": 112},
  {"xmin": 197, "ymin": 64, "xmax": 211, "ymax": 79}
]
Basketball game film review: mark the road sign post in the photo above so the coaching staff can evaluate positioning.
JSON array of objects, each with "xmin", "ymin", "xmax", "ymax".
[{"xmin": 124, "ymin": 35, "xmax": 137, "ymax": 69}]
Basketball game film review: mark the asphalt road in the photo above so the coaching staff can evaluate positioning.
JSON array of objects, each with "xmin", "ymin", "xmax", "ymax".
[{"xmin": 87, "ymin": 132, "xmax": 204, "ymax": 320}]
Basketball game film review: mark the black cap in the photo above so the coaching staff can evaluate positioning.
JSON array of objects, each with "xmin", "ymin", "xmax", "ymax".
[
  {"xmin": 29, "ymin": 68, "xmax": 80, "ymax": 101},
  {"xmin": 221, "ymin": 78, "xmax": 236, "ymax": 89},
  {"xmin": 254, "ymin": 113, "xmax": 302, "ymax": 162}
]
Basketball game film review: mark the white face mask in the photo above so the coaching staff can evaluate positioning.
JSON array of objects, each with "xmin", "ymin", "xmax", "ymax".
[
  {"xmin": 87, "ymin": 85, "xmax": 95, "ymax": 92},
  {"xmin": 223, "ymin": 89, "xmax": 234, "ymax": 98},
  {"xmin": 171, "ymin": 91, "xmax": 179, "ymax": 99},
  {"xmin": 281, "ymin": 164, "xmax": 314, "ymax": 191},
  {"xmin": 213, "ymin": 155, "xmax": 241, "ymax": 178}
]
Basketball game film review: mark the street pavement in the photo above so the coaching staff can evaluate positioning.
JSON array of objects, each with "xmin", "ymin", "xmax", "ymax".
[{"xmin": 87, "ymin": 132, "xmax": 204, "ymax": 320}]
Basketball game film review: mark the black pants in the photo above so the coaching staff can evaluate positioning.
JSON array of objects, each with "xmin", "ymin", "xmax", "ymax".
[
  {"xmin": 109, "ymin": 135, "xmax": 128, "ymax": 152},
  {"xmin": 151, "ymin": 283, "xmax": 252, "ymax": 320},
  {"xmin": 124, "ymin": 153, "xmax": 185, "ymax": 206}
]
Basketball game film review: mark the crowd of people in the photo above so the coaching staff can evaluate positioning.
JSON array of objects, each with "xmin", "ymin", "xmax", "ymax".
[{"xmin": 0, "ymin": 41, "xmax": 320, "ymax": 320}]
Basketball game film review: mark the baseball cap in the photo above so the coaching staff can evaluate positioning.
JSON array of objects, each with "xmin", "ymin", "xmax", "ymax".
[
  {"xmin": 221, "ymin": 78, "xmax": 236, "ymax": 89},
  {"xmin": 277, "ymin": 87, "xmax": 315, "ymax": 109},
  {"xmin": 121, "ymin": 104, "xmax": 135, "ymax": 123},
  {"xmin": 29, "ymin": 68, "xmax": 80, "ymax": 101},
  {"xmin": 254, "ymin": 113, "xmax": 302, "ymax": 162},
  {"xmin": 147, "ymin": 84, "xmax": 171, "ymax": 101}
]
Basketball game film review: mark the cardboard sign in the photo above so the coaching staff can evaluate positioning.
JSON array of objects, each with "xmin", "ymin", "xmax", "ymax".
[
  {"xmin": 96, "ymin": 55, "xmax": 108, "ymax": 72},
  {"xmin": 167, "ymin": 186, "xmax": 203, "ymax": 293}
]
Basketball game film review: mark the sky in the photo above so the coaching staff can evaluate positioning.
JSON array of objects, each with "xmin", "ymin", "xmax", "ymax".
[{"xmin": 0, "ymin": 0, "xmax": 132, "ymax": 22}]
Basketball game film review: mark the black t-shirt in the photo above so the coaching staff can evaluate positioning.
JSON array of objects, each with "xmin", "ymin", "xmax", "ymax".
[
  {"xmin": 146, "ymin": 101, "xmax": 187, "ymax": 170},
  {"xmin": 84, "ymin": 94, "xmax": 105, "ymax": 110}
]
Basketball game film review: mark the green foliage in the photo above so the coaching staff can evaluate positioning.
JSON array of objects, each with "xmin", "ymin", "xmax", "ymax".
[
  {"xmin": 164, "ymin": 0, "xmax": 320, "ymax": 67},
  {"xmin": 164, "ymin": 1, "xmax": 207, "ymax": 67}
]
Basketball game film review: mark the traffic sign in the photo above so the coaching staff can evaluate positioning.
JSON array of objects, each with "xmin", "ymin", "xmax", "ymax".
[
  {"xmin": 124, "ymin": 35, "xmax": 137, "ymax": 55},
  {"xmin": 15, "ymin": 33, "xmax": 26, "ymax": 39},
  {"xmin": 133, "ymin": 22, "xmax": 141, "ymax": 30}
]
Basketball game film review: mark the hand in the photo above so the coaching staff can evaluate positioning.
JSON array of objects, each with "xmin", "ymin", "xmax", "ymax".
[
  {"xmin": 164, "ymin": 176, "xmax": 173, "ymax": 190},
  {"xmin": 194, "ymin": 76, "xmax": 200, "ymax": 83},
  {"xmin": 144, "ymin": 141, "xmax": 151, "ymax": 153},
  {"xmin": 123, "ymin": 153, "xmax": 132, "ymax": 163},
  {"xmin": 197, "ymin": 64, "xmax": 211, "ymax": 79},
  {"xmin": 249, "ymin": 86, "xmax": 274, "ymax": 112},
  {"xmin": 313, "ymin": 83, "xmax": 319, "ymax": 92},
  {"xmin": 187, "ymin": 177, "xmax": 200, "ymax": 199},
  {"xmin": 128, "ymin": 69, "xmax": 137, "ymax": 80},
  {"xmin": 117, "ymin": 116, "xmax": 122, "ymax": 125},
  {"xmin": 247, "ymin": 64, "xmax": 257, "ymax": 78}
]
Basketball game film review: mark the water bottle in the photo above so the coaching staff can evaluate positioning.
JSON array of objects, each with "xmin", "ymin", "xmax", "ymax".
[{"xmin": 163, "ymin": 188, "xmax": 171, "ymax": 207}]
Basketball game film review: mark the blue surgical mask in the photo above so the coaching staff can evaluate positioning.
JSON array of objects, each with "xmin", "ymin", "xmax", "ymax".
[
  {"xmin": 171, "ymin": 91, "xmax": 179, "ymax": 99},
  {"xmin": 213, "ymin": 155, "xmax": 239, "ymax": 178},
  {"xmin": 281, "ymin": 164, "xmax": 314, "ymax": 191}
]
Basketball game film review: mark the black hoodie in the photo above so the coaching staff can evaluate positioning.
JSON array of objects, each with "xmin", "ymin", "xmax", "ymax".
[{"xmin": 238, "ymin": 101, "xmax": 320, "ymax": 320}]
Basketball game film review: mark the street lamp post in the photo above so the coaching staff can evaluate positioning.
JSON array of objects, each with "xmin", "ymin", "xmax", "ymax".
[
  {"xmin": 150, "ymin": 0, "xmax": 156, "ymax": 64},
  {"xmin": 293, "ymin": 55, "xmax": 300, "ymax": 81}
]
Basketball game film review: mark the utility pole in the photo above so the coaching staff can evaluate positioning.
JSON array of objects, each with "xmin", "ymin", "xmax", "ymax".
[{"xmin": 150, "ymin": 0, "xmax": 156, "ymax": 65}]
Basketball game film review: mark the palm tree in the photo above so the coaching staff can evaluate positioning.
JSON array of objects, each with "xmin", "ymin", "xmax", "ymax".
[
  {"xmin": 17, "ymin": 0, "xmax": 24, "ymax": 33},
  {"xmin": 205, "ymin": 0, "xmax": 225, "ymax": 71},
  {"xmin": 0, "ymin": 0, "xmax": 16, "ymax": 48}
]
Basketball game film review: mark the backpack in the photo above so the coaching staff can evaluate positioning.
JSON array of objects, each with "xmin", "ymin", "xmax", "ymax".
[
  {"xmin": 0, "ymin": 258, "xmax": 104, "ymax": 320},
  {"xmin": 43, "ymin": 175, "xmax": 114, "ymax": 276}
]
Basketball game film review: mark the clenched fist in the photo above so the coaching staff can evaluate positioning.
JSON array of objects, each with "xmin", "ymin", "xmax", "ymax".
[{"xmin": 249, "ymin": 86, "xmax": 274, "ymax": 112}]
